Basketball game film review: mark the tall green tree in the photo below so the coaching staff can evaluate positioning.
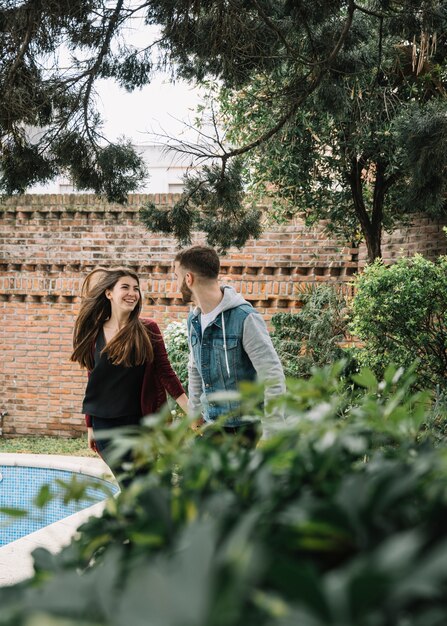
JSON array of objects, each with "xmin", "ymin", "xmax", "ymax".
[
  {"xmin": 213, "ymin": 3, "xmax": 447, "ymax": 260},
  {"xmin": 0, "ymin": 0, "xmax": 152, "ymax": 202},
  {"xmin": 1, "ymin": 1, "xmax": 446, "ymax": 253}
]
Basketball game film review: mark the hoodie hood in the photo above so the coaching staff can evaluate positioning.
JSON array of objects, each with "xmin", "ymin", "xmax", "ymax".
[{"xmin": 191, "ymin": 285, "xmax": 248, "ymax": 318}]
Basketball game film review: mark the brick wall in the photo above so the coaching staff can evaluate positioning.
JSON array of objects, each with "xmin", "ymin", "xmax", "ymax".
[
  {"xmin": 358, "ymin": 217, "xmax": 447, "ymax": 265},
  {"xmin": 1, "ymin": 194, "xmax": 446, "ymax": 438}
]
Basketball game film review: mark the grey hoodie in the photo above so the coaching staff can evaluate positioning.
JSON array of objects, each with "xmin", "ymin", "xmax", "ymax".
[{"xmin": 187, "ymin": 286, "xmax": 286, "ymax": 419}]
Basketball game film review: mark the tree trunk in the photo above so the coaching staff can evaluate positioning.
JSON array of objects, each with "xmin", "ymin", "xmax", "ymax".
[
  {"xmin": 364, "ymin": 227, "xmax": 382, "ymax": 262},
  {"xmin": 349, "ymin": 158, "xmax": 384, "ymax": 263}
]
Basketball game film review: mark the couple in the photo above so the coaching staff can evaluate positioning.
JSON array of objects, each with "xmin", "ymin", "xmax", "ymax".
[{"xmin": 71, "ymin": 245, "xmax": 285, "ymax": 478}]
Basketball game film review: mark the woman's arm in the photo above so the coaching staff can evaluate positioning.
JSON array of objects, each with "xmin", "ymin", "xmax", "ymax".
[
  {"xmin": 87, "ymin": 426, "xmax": 98, "ymax": 452},
  {"xmin": 175, "ymin": 392, "xmax": 189, "ymax": 414}
]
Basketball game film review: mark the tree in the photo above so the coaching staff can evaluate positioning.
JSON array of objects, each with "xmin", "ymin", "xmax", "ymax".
[
  {"xmin": 1, "ymin": 2, "xmax": 446, "ymax": 253},
  {"xmin": 0, "ymin": 0, "xmax": 152, "ymax": 202},
  {"xmin": 0, "ymin": 1, "xmax": 355, "ymax": 219},
  {"xmin": 141, "ymin": 1, "xmax": 447, "ymax": 257},
  {"xmin": 211, "ymin": 3, "xmax": 447, "ymax": 260}
]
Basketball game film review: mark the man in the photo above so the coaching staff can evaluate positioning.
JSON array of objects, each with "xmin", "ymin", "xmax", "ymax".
[{"xmin": 174, "ymin": 245, "xmax": 285, "ymax": 440}]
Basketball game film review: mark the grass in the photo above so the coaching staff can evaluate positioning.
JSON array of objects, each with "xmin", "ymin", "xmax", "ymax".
[{"xmin": 0, "ymin": 435, "xmax": 96, "ymax": 457}]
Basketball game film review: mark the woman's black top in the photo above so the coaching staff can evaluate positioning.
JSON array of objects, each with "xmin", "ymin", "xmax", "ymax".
[{"xmin": 82, "ymin": 328, "xmax": 146, "ymax": 419}]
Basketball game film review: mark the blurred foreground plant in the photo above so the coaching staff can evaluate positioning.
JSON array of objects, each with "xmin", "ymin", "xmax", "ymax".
[{"xmin": 3, "ymin": 364, "xmax": 447, "ymax": 626}]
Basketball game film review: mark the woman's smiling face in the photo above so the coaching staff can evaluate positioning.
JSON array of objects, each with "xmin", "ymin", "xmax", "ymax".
[{"xmin": 106, "ymin": 276, "xmax": 141, "ymax": 313}]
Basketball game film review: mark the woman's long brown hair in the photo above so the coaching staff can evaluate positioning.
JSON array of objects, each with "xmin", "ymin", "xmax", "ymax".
[{"xmin": 71, "ymin": 267, "xmax": 153, "ymax": 370}]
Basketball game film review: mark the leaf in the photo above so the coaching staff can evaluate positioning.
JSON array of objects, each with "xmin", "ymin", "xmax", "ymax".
[
  {"xmin": 34, "ymin": 484, "xmax": 54, "ymax": 508},
  {"xmin": 0, "ymin": 507, "xmax": 27, "ymax": 517},
  {"xmin": 351, "ymin": 368, "xmax": 378, "ymax": 391}
]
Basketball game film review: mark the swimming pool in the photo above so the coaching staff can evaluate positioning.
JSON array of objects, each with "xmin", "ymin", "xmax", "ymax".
[{"xmin": 0, "ymin": 464, "xmax": 118, "ymax": 546}]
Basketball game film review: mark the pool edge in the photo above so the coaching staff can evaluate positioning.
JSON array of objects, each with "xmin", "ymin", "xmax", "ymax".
[{"xmin": 0, "ymin": 453, "xmax": 118, "ymax": 587}]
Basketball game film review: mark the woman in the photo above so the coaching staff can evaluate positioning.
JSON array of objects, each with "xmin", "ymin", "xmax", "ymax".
[{"xmin": 71, "ymin": 267, "xmax": 188, "ymax": 482}]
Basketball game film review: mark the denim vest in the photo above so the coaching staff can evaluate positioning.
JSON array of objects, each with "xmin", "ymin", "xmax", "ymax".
[{"xmin": 188, "ymin": 304, "xmax": 257, "ymax": 425}]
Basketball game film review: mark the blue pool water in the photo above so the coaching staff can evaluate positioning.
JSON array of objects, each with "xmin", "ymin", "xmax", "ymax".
[{"xmin": 0, "ymin": 465, "xmax": 118, "ymax": 546}]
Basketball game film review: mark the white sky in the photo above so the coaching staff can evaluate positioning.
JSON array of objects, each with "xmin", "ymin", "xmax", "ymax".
[
  {"xmin": 94, "ymin": 75, "xmax": 206, "ymax": 145},
  {"xmin": 30, "ymin": 14, "xmax": 211, "ymax": 192},
  {"xmin": 93, "ymin": 13, "xmax": 207, "ymax": 146}
]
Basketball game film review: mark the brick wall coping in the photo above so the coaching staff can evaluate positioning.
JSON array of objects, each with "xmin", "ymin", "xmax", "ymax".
[{"xmin": 0, "ymin": 193, "xmax": 182, "ymax": 210}]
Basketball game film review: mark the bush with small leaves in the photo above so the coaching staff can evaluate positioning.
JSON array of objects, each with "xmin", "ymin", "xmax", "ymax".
[
  {"xmin": 163, "ymin": 319, "xmax": 189, "ymax": 390},
  {"xmin": 350, "ymin": 255, "xmax": 447, "ymax": 391},
  {"xmin": 271, "ymin": 284, "xmax": 350, "ymax": 378}
]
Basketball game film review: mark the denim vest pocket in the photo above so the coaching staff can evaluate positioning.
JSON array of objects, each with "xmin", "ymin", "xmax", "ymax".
[{"xmin": 211, "ymin": 336, "xmax": 239, "ymax": 384}]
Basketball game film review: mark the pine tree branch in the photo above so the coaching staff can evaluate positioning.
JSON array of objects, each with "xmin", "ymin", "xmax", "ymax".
[
  {"xmin": 218, "ymin": 0, "xmax": 356, "ymax": 160},
  {"xmin": 326, "ymin": 0, "xmax": 357, "ymax": 66},
  {"xmin": 353, "ymin": 3, "xmax": 385, "ymax": 18},
  {"xmin": 250, "ymin": 0, "xmax": 300, "ymax": 60},
  {"xmin": 375, "ymin": 16, "xmax": 384, "ymax": 84},
  {"xmin": 6, "ymin": 2, "xmax": 39, "ymax": 82},
  {"xmin": 82, "ymin": 0, "xmax": 126, "ymax": 148}
]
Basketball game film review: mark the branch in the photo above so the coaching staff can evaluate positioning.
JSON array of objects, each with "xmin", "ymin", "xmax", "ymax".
[
  {"xmin": 176, "ymin": 179, "xmax": 208, "ymax": 207},
  {"xmin": 353, "ymin": 2, "xmax": 386, "ymax": 18},
  {"xmin": 219, "ymin": 0, "xmax": 356, "ymax": 160},
  {"xmin": 6, "ymin": 2, "xmax": 39, "ymax": 81},
  {"xmin": 82, "ymin": 0, "xmax": 126, "ymax": 148},
  {"xmin": 326, "ymin": 0, "xmax": 356, "ymax": 67},
  {"xmin": 251, "ymin": 0, "xmax": 300, "ymax": 60},
  {"xmin": 210, "ymin": 101, "xmax": 225, "ymax": 152},
  {"xmin": 375, "ymin": 16, "xmax": 384, "ymax": 84},
  {"xmin": 149, "ymin": 122, "xmax": 221, "ymax": 161}
]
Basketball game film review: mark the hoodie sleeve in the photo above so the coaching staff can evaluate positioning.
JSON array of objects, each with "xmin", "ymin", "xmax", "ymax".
[
  {"xmin": 187, "ymin": 346, "xmax": 203, "ymax": 416},
  {"xmin": 242, "ymin": 311, "xmax": 286, "ymax": 418}
]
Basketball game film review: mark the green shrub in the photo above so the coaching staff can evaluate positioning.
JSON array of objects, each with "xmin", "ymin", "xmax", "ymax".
[
  {"xmin": 4, "ymin": 365, "xmax": 447, "ymax": 625},
  {"xmin": 271, "ymin": 284, "xmax": 349, "ymax": 378},
  {"xmin": 350, "ymin": 255, "xmax": 447, "ymax": 390},
  {"xmin": 163, "ymin": 319, "xmax": 189, "ymax": 389}
]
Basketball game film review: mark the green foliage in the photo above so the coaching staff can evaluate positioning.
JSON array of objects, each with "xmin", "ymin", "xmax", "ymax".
[
  {"xmin": 217, "ymin": 3, "xmax": 447, "ymax": 259},
  {"xmin": 4, "ymin": 365, "xmax": 447, "ymax": 625},
  {"xmin": 2, "ymin": 0, "xmax": 446, "ymax": 248},
  {"xmin": 271, "ymin": 285, "xmax": 349, "ymax": 378},
  {"xmin": 0, "ymin": 3, "xmax": 149, "ymax": 202},
  {"xmin": 54, "ymin": 135, "xmax": 147, "ymax": 204},
  {"xmin": 350, "ymin": 255, "xmax": 447, "ymax": 389},
  {"xmin": 163, "ymin": 319, "xmax": 189, "ymax": 389},
  {"xmin": 140, "ymin": 159, "xmax": 262, "ymax": 249},
  {"xmin": 397, "ymin": 101, "xmax": 447, "ymax": 213}
]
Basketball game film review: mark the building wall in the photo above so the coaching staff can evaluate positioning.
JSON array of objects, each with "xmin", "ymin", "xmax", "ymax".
[
  {"xmin": 28, "ymin": 144, "xmax": 199, "ymax": 195},
  {"xmin": 1, "ymin": 194, "xmax": 446, "ymax": 437}
]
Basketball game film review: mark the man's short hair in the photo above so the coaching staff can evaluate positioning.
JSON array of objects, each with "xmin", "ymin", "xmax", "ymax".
[{"xmin": 175, "ymin": 246, "xmax": 220, "ymax": 280}]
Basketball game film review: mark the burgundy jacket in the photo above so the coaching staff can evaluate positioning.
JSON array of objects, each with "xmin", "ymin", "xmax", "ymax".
[{"xmin": 85, "ymin": 318, "xmax": 185, "ymax": 427}]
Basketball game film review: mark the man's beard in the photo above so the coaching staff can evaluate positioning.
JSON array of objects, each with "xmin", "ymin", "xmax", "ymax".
[{"xmin": 180, "ymin": 278, "xmax": 193, "ymax": 304}]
